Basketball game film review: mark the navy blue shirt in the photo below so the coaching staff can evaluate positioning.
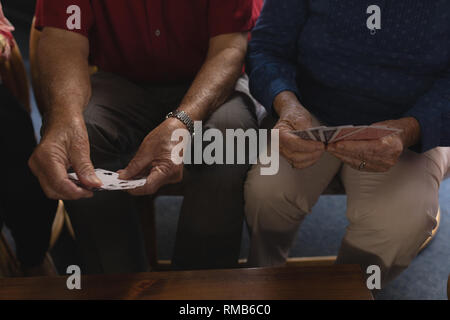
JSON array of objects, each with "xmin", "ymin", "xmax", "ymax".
[{"xmin": 247, "ymin": 0, "xmax": 450, "ymax": 152}]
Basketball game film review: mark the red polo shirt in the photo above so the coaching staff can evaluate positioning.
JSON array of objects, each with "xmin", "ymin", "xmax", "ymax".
[{"xmin": 35, "ymin": 0, "xmax": 262, "ymax": 83}]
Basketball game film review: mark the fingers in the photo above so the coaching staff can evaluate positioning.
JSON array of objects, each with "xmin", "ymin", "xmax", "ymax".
[
  {"xmin": 51, "ymin": 156, "xmax": 95, "ymax": 198},
  {"xmin": 70, "ymin": 147, "xmax": 102, "ymax": 188},
  {"xmin": 327, "ymin": 141, "xmax": 368, "ymax": 165},
  {"xmin": 282, "ymin": 131, "xmax": 325, "ymax": 153},
  {"xmin": 29, "ymin": 150, "xmax": 93, "ymax": 200},
  {"xmin": 283, "ymin": 149, "xmax": 324, "ymax": 169},
  {"xmin": 119, "ymin": 147, "xmax": 152, "ymax": 180},
  {"xmin": 278, "ymin": 129, "xmax": 325, "ymax": 169},
  {"xmin": 128, "ymin": 168, "xmax": 166, "ymax": 196},
  {"xmin": 128, "ymin": 164, "xmax": 183, "ymax": 196},
  {"xmin": 327, "ymin": 140, "xmax": 368, "ymax": 170},
  {"xmin": 53, "ymin": 177, "xmax": 94, "ymax": 200},
  {"xmin": 329, "ymin": 150, "xmax": 389, "ymax": 172},
  {"xmin": 327, "ymin": 140, "xmax": 399, "ymax": 172},
  {"xmin": 327, "ymin": 151, "xmax": 361, "ymax": 170},
  {"xmin": 327, "ymin": 140, "xmax": 367, "ymax": 154}
]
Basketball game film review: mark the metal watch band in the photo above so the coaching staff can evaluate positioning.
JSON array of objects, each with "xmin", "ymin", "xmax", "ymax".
[{"xmin": 166, "ymin": 110, "xmax": 195, "ymax": 135}]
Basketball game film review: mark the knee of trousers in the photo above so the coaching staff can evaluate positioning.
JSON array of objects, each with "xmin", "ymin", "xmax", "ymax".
[
  {"xmin": 345, "ymin": 200, "xmax": 438, "ymax": 269},
  {"xmin": 244, "ymin": 166, "xmax": 312, "ymax": 235},
  {"xmin": 84, "ymin": 115, "xmax": 118, "ymax": 151},
  {"xmin": 188, "ymin": 93, "xmax": 258, "ymax": 166},
  {"xmin": 83, "ymin": 115, "xmax": 131, "ymax": 170},
  {"xmin": 204, "ymin": 93, "xmax": 258, "ymax": 134}
]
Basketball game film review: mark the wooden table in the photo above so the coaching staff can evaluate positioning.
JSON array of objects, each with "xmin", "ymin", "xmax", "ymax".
[{"xmin": 0, "ymin": 265, "xmax": 373, "ymax": 300}]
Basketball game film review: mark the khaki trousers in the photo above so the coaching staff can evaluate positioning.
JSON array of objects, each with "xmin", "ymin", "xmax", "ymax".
[{"xmin": 244, "ymin": 116, "xmax": 449, "ymax": 285}]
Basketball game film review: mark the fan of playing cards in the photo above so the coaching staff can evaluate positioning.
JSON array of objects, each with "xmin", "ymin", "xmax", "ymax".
[
  {"xmin": 68, "ymin": 169, "xmax": 147, "ymax": 191},
  {"xmin": 293, "ymin": 125, "xmax": 403, "ymax": 144}
]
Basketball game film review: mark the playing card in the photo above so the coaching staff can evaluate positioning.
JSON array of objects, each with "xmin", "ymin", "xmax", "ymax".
[
  {"xmin": 321, "ymin": 127, "xmax": 339, "ymax": 143},
  {"xmin": 292, "ymin": 130, "xmax": 316, "ymax": 141},
  {"xmin": 293, "ymin": 125, "xmax": 402, "ymax": 145},
  {"xmin": 68, "ymin": 169, "xmax": 147, "ymax": 191},
  {"xmin": 330, "ymin": 126, "xmax": 363, "ymax": 143},
  {"xmin": 293, "ymin": 126, "xmax": 336, "ymax": 143},
  {"xmin": 338, "ymin": 126, "xmax": 402, "ymax": 141},
  {"xmin": 309, "ymin": 127, "xmax": 325, "ymax": 142}
]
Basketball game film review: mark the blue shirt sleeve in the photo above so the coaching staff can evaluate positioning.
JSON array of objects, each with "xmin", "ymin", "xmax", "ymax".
[
  {"xmin": 246, "ymin": 0, "xmax": 308, "ymax": 116},
  {"xmin": 404, "ymin": 67, "xmax": 450, "ymax": 152}
]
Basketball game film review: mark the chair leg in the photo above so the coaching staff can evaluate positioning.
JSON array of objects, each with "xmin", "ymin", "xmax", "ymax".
[
  {"xmin": 49, "ymin": 201, "xmax": 66, "ymax": 250},
  {"xmin": 135, "ymin": 196, "xmax": 159, "ymax": 271}
]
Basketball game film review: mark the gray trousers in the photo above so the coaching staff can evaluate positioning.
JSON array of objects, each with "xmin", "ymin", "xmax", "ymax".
[{"xmin": 65, "ymin": 71, "xmax": 257, "ymax": 274}]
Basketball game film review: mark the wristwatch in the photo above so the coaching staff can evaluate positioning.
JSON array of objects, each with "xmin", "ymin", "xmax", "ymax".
[{"xmin": 166, "ymin": 110, "xmax": 195, "ymax": 135}]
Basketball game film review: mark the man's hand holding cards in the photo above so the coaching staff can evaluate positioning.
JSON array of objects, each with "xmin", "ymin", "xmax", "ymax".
[{"xmin": 68, "ymin": 169, "xmax": 147, "ymax": 191}]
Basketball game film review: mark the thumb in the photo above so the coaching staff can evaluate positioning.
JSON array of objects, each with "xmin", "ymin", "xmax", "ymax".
[
  {"xmin": 327, "ymin": 143, "xmax": 336, "ymax": 152},
  {"xmin": 71, "ymin": 150, "xmax": 101, "ymax": 187},
  {"xmin": 146, "ymin": 167, "xmax": 168, "ymax": 194},
  {"xmin": 119, "ymin": 152, "xmax": 151, "ymax": 180},
  {"xmin": 130, "ymin": 166, "xmax": 170, "ymax": 196}
]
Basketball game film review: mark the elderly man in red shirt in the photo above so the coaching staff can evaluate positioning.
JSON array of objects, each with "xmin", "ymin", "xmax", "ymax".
[{"xmin": 30, "ymin": 0, "xmax": 262, "ymax": 273}]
